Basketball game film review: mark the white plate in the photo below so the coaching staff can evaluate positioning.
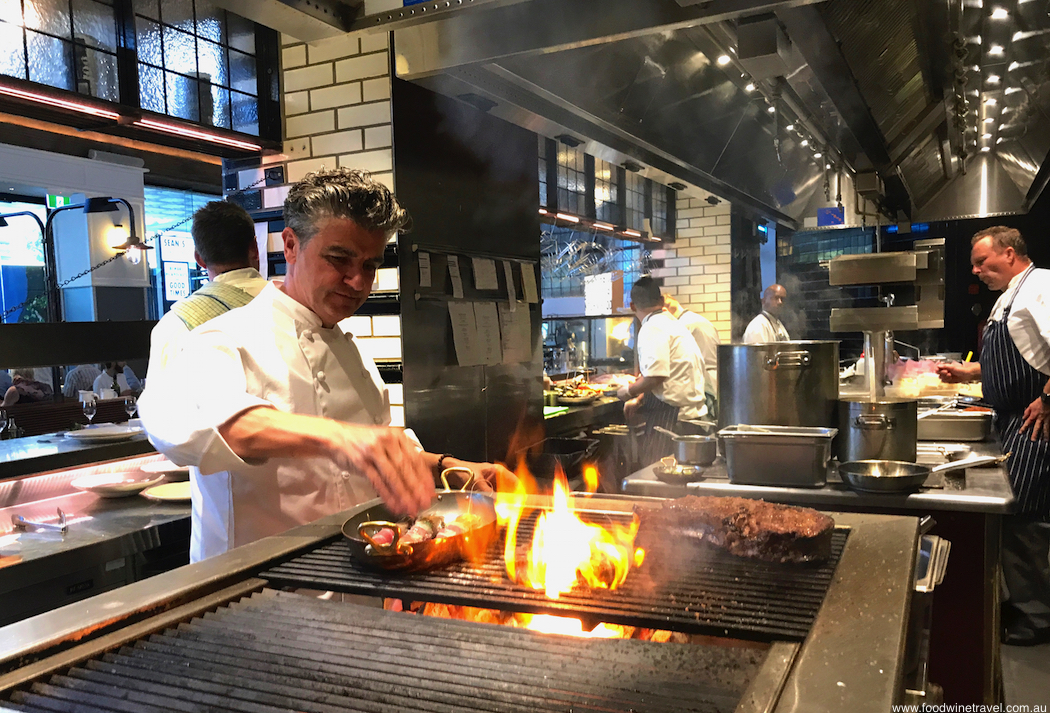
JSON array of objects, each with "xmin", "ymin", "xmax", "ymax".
[
  {"xmin": 65, "ymin": 425, "xmax": 144, "ymax": 443},
  {"xmin": 71, "ymin": 472, "xmax": 166, "ymax": 498},
  {"xmin": 139, "ymin": 460, "xmax": 190, "ymax": 476},
  {"xmin": 141, "ymin": 482, "xmax": 191, "ymax": 502}
]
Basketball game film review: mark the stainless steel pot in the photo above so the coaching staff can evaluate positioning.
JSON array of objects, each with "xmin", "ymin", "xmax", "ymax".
[
  {"xmin": 717, "ymin": 341, "xmax": 840, "ymax": 429},
  {"xmin": 653, "ymin": 426, "xmax": 717, "ymax": 465},
  {"xmin": 836, "ymin": 398, "xmax": 917, "ymax": 463}
]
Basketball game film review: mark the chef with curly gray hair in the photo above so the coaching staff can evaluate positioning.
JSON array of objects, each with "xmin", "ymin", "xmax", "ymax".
[{"xmin": 141, "ymin": 168, "xmax": 512, "ymax": 562}]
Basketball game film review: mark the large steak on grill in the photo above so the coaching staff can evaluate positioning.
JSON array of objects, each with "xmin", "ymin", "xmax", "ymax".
[{"xmin": 634, "ymin": 496, "xmax": 835, "ymax": 564}]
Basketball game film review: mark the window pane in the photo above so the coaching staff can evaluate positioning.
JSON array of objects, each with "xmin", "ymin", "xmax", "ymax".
[
  {"xmin": 231, "ymin": 90, "xmax": 257, "ymax": 135},
  {"xmin": 196, "ymin": 38, "xmax": 227, "ymax": 87},
  {"xmin": 162, "ymin": 25, "xmax": 196, "ymax": 75},
  {"xmin": 226, "ymin": 12, "xmax": 254, "ymax": 55},
  {"xmin": 0, "ymin": 22, "xmax": 26, "ymax": 79},
  {"xmin": 138, "ymin": 62, "xmax": 164, "ymax": 112},
  {"xmin": 229, "ymin": 48, "xmax": 254, "ymax": 95},
  {"xmin": 72, "ymin": 0, "xmax": 116, "ymax": 50},
  {"xmin": 160, "ymin": 0, "xmax": 194, "ymax": 32},
  {"xmin": 135, "ymin": 18, "xmax": 161, "ymax": 66},
  {"xmin": 194, "ymin": 0, "xmax": 224, "ymax": 43},
  {"xmin": 165, "ymin": 70, "xmax": 199, "ymax": 121},
  {"xmin": 27, "ymin": 31, "xmax": 72, "ymax": 90},
  {"xmin": 132, "ymin": 0, "xmax": 158, "ymax": 20},
  {"xmin": 0, "ymin": 1, "xmax": 24, "ymax": 25},
  {"xmin": 74, "ymin": 43, "xmax": 118, "ymax": 101},
  {"xmin": 204, "ymin": 83, "xmax": 229, "ymax": 128},
  {"xmin": 25, "ymin": 0, "xmax": 71, "ymax": 39}
]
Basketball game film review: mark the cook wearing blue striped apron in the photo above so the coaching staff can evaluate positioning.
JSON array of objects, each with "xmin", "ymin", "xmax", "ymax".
[{"xmin": 981, "ymin": 265, "xmax": 1050, "ymax": 644}]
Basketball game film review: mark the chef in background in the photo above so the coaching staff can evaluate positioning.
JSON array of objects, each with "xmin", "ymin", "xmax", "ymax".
[
  {"xmin": 742, "ymin": 284, "xmax": 790, "ymax": 343},
  {"xmin": 938, "ymin": 225, "xmax": 1050, "ymax": 646},
  {"xmin": 664, "ymin": 294, "xmax": 720, "ymax": 417},
  {"xmin": 141, "ymin": 168, "xmax": 513, "ymax": 562},
  {"xmin": 618, "ymin": 276, "xmax": 707, "ymax": 463}
]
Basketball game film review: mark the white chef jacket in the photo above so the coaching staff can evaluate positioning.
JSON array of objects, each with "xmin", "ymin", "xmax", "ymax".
[
  {"xmin": 636, "ymin": 309, "xmax": 707, "ymax": 421},
  {"xmin": 139, "ymin": 281, "xmax": 397, "ymax": 562},
  {"xmin": 146, "ymin": 267, "xmax": 268, "ymax": 377},
  {"xmin": 677, "ymin": 309, "xmax": 721, "ymax": 395},
  {"xmin": 989, "ymin": 264, "xmax": 1050, "ymax": 375},
  {"xmin": 742, "ymin": 311, "xmax": 790, "ymax": 343}
]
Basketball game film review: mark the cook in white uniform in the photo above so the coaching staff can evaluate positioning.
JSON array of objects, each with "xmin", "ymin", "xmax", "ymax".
[
  {"xmin": 665, "ymin": 294, "xmax": 720, "ymax": 415},
  {"xmin": 742, "ymin": 284, "xmax": 790, "ymax": 343},
  {"xmin": 147, "ymin": 200, "xmax": 268, "ymax": 377},
  {"xmin": 938, "ymin": 226, "xmax": 1050, "ymax": 646},
  {"xmin": 140, "ymin": 168, "xmax": 512, "ymax": 562},
  {"xmin": 618, "ymin": 277, "xmax": 707, "ymax": 462}
]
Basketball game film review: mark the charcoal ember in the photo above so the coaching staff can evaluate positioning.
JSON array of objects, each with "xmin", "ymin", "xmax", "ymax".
[{"xmin": 634, "ymin": 495, "xmax": 834, "ymax": 564}]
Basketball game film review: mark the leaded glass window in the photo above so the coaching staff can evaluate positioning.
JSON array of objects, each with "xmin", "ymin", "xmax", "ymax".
[
  {"xmin": 556, "ymin": 144, "xmax": 586, "ymax": 216},
  {"xmin": 594, "ymin": 158, "xmax": 619, "ymax": 225},
  {"xmin": 538, "ymin": 135, "xmax": 548, "ymax": 208},
  {"xmin": 134, "ymin": 0, "xmax": 257, "ymax": 133},
  {"xmin": 0, "ymin": 0, "xmax": 120, "ymax": 101},
  {"xmin": 651, "ymin": 184, "xmax": 667, "ymax": 237},
  {"xmin": 625, "ymin": 172, "xmax": 645, "ymax": 231}
]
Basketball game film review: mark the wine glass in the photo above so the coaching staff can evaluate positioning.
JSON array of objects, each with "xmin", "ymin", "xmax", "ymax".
[
  {"xmin": 82, "ymin": 400, "xmax": 97, "ymax": 424},
  {"xmin": 124, "ymin": 396, "xmax": 137, "ymax": 420}
]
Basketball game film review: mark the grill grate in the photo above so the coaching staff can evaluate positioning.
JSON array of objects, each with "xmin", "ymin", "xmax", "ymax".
[
  {"xmin": 3, "ymin": 589, "xmax": 764, "ymax": 713},
  {"xmin": 261, "ymin": 511, "xmax": 848, "ymax": 643}
]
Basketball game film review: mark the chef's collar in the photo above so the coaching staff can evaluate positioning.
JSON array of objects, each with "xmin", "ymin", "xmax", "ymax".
[
  {"xmin": 1005, "ymin": 263, "xmax": 1035, "ymax": 292},
  {"xmin": 641, "ymin": 307, "xmax": 668, "ymax": 326},
  {"xmin": 269, "ymin": 280, "xmax": 326, "ymax": 330}
]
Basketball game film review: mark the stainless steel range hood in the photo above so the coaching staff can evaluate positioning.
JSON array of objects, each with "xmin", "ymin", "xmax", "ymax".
[{"xmin": 242, "ymin": 0, "xmax": 1050, "ymax": 226}]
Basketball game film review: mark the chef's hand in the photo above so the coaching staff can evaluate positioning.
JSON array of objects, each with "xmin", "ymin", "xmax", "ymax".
[
  {"xmin": 936, "ymin": 361, "xmax": 981, "ymax": 383},
  {"xmin": 330, "ymin": 425, "xmax": 435, "ymax": 515},
  {"xmin": 1021, "ymin": 397, "xmax": 1050, "ymax": 442},
  {"xmin": 439, "ymin": 457, "xmax": 518, "ymax": 492},
  {"xmin": 623, "ymin": 395, "xmax": 643, "ymax": 423},
  {"xmin": 617, "ymin": 384, "xmax": 632, "ymax": 401}
]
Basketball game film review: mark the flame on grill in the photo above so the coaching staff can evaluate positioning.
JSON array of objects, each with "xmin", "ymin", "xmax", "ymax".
[{"xmin": 496, "ymin": 462, "xmax": 643, "ymax": 601}]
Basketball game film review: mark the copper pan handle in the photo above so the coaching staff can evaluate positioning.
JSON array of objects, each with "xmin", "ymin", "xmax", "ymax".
[
  {"xmin": 440, "ymin": 466, "xmax": 477, "ymax": 492},
  {"xmin": 359, "ymin": 521, "xmax": 406, "ymax": 554}
]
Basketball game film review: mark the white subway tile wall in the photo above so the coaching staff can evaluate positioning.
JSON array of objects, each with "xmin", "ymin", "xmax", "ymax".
[
  {"xmin": 357, "ymin": 337, "xmax": 402, "ymax": 361},
  {"xmin": 386, "ymin": 383, "xmax": 404, "ymax": 405},
  {"xmin": 372, "ymin": 267, "xmax": 398, "ymax": 292},
  {"xmin": 341, "ymin": 315, "xmax": 372, "ymax": 336},
  {"xmin": 389, "ymin": 405, "xmax": 405, "ymax": 428},
  {"xmin": 655, "ymin": 195, "xmax": 732, "ymax": 340},
  {"xmin": 370, "ymin": 314, "xmax": 401, "ymax": 336}
]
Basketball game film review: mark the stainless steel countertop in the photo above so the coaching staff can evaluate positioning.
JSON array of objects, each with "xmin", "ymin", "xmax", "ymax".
[
  {"xmin": 623, "ymin": 440, "xmax": 1016, "ymax": 513},
  {"xmin": 0, "ymin": 433, "xmax": 155, "ymax": 481}
]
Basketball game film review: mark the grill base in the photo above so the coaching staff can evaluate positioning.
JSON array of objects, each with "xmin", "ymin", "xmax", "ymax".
[{"xmin": 4, "ymin": 589, "xmax": 768, "ymax": 713}]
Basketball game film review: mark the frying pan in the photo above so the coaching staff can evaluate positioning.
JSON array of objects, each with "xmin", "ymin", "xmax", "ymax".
[
  {"xmin": 341, "ymin": 468, "xmax": 498, "ymax": 572},
  {"xmin": 838, "ymin": 453, "xmax": 1008, "ymax": 494}
]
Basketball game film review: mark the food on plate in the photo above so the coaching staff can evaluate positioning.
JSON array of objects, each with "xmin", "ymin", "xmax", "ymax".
[{"xmin": 634, "ymin": 495, "xmax": 835, "ymax": 564}]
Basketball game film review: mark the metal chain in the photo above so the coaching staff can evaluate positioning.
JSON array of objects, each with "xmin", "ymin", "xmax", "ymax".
[{"xmin": 0, "ymin": 175, "xmax": 269, "ymax": 322}]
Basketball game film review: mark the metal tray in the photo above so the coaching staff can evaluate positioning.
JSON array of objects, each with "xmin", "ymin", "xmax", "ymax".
[
  {"xmin": 916, "ymin": 411, "xmax": 992, "ymax": 442},
  {"xmin": 718, "ymin": 425, "xmax": 838, "ymax": 488}
]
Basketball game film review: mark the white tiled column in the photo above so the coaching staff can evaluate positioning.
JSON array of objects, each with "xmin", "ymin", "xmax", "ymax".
[
  {"xmin": 279, "ymin": 31, "xmax": 394, "ymax": 193},
  {"xmin": 650, "ymin": 194, "xmax": 732, "ymax": 340}
]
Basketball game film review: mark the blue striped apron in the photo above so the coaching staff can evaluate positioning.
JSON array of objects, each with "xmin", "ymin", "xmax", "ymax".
[{"xmin": 981, "ymin": 267, "xmax": 1050, "ymax": 519}]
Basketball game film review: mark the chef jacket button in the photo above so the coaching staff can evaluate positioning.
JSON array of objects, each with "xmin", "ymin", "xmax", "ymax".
[
  {"xmin": 302, "ymin": 329, "xmax": 313, "ymax": 340},
  {"xmin": 341, "ymin": 470, "xmax": 351, "ymax": 480},
  {"xmin": 316, "ymin": 370, "xmax": 326, "ymax": 381}
]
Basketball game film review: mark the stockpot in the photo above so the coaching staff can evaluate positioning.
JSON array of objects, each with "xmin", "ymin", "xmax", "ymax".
[
  {"xmin": 836, "ymin": 398, "xmax": 918, "ymax": 463},
  {"xmin": 717, "ymin": 341, "xmax": 840, "ymax": 429}
]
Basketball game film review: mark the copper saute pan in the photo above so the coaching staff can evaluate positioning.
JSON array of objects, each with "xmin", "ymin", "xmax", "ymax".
[{"xmin": 342, "ymin": 467, "xmax": 498, "ymax": 572}]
